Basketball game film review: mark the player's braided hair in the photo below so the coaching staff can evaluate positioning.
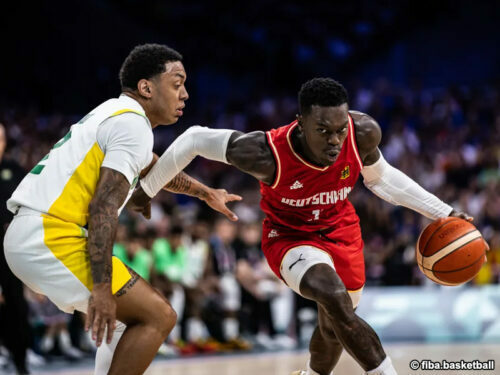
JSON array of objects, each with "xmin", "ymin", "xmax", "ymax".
[
  {"xmin": 119, "ymin": 43, "xmax": 183, "ymax": 91},
  {"xmin": 298, "ymin": 78, "xmax": 348, "ymax": 115}
]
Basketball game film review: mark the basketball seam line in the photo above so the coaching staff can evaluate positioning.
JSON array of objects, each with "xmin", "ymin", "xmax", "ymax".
[
  {"xmin": 431, "ymin": 250, "xmax": 486, "ymax": 274},
  {"xmin": 420, "ymin": 236, "xmax": 484, "ymax": 271},
  {"xmin": 425, "ymin": 225, "xmax": 476, "ymax": 256},
  {"xmin": 421, "ymin": 230, "xmax": 481, "ymax": 270},
  {"xmin": 421, "ymin": 217, "xmax": 462, "ymax": 253}
]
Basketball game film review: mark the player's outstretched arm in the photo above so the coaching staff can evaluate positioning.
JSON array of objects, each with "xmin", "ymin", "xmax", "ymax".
[
  {"xmin": 352, "ymin": 111, "xmax": 471, "ymax": 220},
  {"xmin": 139, "ymin": 126, "xmax": 275, "ymax": 197},
  {"xmin": 85, "ymin": 167, "xmax": 131, "ymax": 347},
  {"xmin": 129, "ymin": 126, "xmax": 248, "ymax": 220}
]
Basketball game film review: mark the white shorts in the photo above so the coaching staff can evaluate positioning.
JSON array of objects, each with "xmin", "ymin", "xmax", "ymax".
[
  {"xmin": 3, "ymin": 208, "xmax": 131, "ymax": 313},
  {"xmin": 280, "ymin": 246, "xmax": 362, "ymax": 308}
]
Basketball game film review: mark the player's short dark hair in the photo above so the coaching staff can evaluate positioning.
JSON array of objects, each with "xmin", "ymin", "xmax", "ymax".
[
  {"xmin": 119, "ymin": 43, "xmax": 183, "ymax": 91},
  {"xmin": 298, "ymin": 78, "xmax": 348, "ymax": 115}
]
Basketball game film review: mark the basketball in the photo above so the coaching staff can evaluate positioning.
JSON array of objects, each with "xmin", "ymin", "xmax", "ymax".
[{"xmin": 416, "ymin": 217, "xmax": 487, "ymax": 286}]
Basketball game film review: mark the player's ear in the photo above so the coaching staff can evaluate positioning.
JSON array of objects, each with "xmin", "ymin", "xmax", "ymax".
[
  {"xmin": 137, "ymin": 79, "xmax": 153, "ymax": 99},
  {"xmin": 296, "ymin": 114, "xmax": 303, "ymax": 131}
]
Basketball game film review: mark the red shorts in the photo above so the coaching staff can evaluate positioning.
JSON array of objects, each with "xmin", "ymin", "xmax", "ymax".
[{"xmin": 261, "ymin": 219, "xmax": 365, "ymax": 291}]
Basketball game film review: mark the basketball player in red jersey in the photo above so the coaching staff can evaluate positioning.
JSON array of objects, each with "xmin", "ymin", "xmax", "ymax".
[{"xmin": 132, "ymin": 78, "xmax": 471, "ymax": 375}]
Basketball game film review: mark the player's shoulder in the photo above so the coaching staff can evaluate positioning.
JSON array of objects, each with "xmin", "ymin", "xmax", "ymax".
[
  {"xmin": 349, "ymin": 110, "xmax": 381, "ymax": 151},
  {"xmin": 103, "ymin": 111, "xmax": 152, "ymax": 135}
]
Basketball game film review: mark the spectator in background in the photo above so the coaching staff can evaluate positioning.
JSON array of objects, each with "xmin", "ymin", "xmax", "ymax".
[
  {"xmin": 205, "ymin": 219, "xmax": 250, "ymax": 350},
  {"xmin": 178, "ymin": 221, "xmax": 214, "ymax": 349},
  {"xmin": 153, "ymin": 226, "xmax": 186, "ymax": 284},
  {"xmin": 234, "ymin": 222, "xmax": 281, "ymax": 347},
  {"xmin": 475, "ymin": 232, "xmax": 500, "ymax": 285},
  {"xmin": 0, "ymin": 123, "xmax": 31, "ymax": 374},
  {"xmin": 26, "ymin": 291, "xmax": 83, "ymax": 360},
  {"xmin": 114, "ymin": 227, "xmax": 153, "ymax": 282}
]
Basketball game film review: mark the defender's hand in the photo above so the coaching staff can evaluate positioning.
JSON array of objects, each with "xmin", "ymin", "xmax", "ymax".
[
  {"xmin": 127, "ymin": 186, "xmax": 152, "ymax": 219},
  {"xmin": 85, "ymin": 283, "xmax": 116, "ymax": 347},
  {"xmin": 202, "ymin": 189, "xmax": 242, "ymax": 221},
  {"xmin": 449, "ymin": 209, "xmax": 473, "ymax": 222}
]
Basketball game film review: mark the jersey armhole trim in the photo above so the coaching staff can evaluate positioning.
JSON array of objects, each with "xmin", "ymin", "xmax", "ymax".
[
  {"xmin": 266, "ymin": 131, "xmax": 281, "ymax": 189},
  {"xmin": 348, "ymin": 114, "xmax": 364, "ymax": 170}
]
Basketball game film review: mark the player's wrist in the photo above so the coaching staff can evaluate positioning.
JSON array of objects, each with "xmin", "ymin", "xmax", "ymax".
[
  {"xmin": 195, "ymin": 184, "xmax": 211, "ymax": 201},
  {"xmin": 92, "ymin": 282, "xmax": 112, "ymax": 296}
]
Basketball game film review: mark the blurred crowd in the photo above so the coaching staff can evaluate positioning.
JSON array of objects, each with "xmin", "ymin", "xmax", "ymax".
[{"xmin": 1, "ymin": 79, "xmax": 499, "ymax": 370}]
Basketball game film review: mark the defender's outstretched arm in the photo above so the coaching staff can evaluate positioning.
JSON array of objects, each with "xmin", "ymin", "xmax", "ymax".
[
  {"xmin": 139, "ymin": 126, "xmax": 276, "ymax": 199},
  {"xmin": 129, "ymin": 126, "xmax": 280, "ymax": 220}
]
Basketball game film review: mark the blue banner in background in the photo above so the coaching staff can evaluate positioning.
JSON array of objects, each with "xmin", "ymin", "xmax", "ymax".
[{"xmin": 356, "ymin": 286, "xmax": 500, "ymax": 342}]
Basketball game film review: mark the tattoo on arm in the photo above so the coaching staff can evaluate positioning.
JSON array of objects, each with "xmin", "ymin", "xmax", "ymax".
[
  {"xmin": 87, "ymin": 167, "xmax": 131, "ymax": 285},
  {"xmin": 163, "ymin": 171, "xmax": 209, "ymax": 200}
]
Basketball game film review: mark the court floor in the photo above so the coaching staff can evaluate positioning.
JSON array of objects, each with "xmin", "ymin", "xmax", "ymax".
[{"xmin": 41, "ymin": 342, "xmax": 500, "ymax": 375}]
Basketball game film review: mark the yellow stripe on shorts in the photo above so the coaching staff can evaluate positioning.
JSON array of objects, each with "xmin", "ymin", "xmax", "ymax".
[{"xmin": 42, "ymin": 214, "xmax": 131, "ymax": 294}]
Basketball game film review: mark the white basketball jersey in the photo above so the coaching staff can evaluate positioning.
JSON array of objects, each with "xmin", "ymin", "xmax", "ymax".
[{"xmin": 7, "ymin": 95, "xmax": 153, "ymax": 227}]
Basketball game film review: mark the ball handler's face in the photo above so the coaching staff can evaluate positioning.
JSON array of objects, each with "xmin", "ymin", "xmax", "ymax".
[
  {"xmin": 150, "ymin": 61, "xmax": 189, "ymax": 125},
  {"xmin": 297, "ymin": 103, "xmax": 349, "ymax": 166}
]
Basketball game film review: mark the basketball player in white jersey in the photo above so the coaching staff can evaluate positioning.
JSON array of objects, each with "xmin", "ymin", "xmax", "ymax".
[{"xmin": 4, "ymin": 44, "xmax": 240, "ymax": 375}]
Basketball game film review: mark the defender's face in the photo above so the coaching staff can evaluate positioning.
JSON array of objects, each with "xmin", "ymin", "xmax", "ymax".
[
  {"xmin": 298, "ymin": 104, "xmax": 349, "ymax": 166},
  {"xmin": 151, "ymin": 61, "xmax": 189, "ymax": 125}
]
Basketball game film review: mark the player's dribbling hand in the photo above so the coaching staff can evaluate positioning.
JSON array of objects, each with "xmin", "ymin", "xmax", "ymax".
[
  {"xmin": 203, "ymin": 188, "xmax": 242, "ymax": 221},
  {"xmin": 449, "ymin": 209, "xmax": 473, "ymax": 222},
  {"xmin": 85, "ymin": 284, "xmax": 117, "ymax": 347},
  {"xmin": 449, "ymin": 209, "xmax": 490, "ymax": 258}
]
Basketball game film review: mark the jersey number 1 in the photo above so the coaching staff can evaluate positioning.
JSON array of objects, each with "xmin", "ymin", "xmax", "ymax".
[{"xmin": 312, "ymin": 209, "xmax": 320, "ymax": 220}]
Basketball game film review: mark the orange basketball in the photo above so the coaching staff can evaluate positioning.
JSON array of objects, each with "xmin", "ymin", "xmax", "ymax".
[{"xmin": 416, "ymin": 217, "xmax": 487, "ymax": 286}]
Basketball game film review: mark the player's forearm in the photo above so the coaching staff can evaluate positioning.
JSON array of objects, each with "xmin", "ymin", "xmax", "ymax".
[
  {"xmin": 87, "ymin": 167, "xmax": 130, "ymax": 286},
  {"xmin": 361, "ymin": 154, "xmax": 452, "ymax": 219},
  {"xmin": 87, "ymin": 203, "xmax": 118, "ymax": 285},
  {"xmin": 163, "ymin": 171, "xmax": 209, "ymax": 200},
  {"xmin": 140, "ymin": 126, "xmax": 233, "ymax": 198}
]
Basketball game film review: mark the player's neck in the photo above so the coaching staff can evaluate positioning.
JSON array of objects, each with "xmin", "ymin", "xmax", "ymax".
[{"xmin": 291, "ymin": 127, "xmax": 325, "ymax": 167}]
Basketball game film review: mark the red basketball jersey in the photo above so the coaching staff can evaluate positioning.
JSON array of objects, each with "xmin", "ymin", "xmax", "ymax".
[{"xmin": 260, "ymin": 114, "xmax": 363, "ymax": 233}]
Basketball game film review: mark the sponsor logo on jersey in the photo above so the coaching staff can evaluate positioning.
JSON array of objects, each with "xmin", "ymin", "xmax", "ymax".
[
  {"xmin": 341, "ymin": 165, "xmax": 350, "ymax": 179},
  {"xmin": 280, "ymin": 186, "xmax": 352, "ymax": 207},
  {"xmin": 290, "ymin": 180, "xmax": 304, "ymax": 190},
  {"xmin": 268, "ymin": 229, "xmax": 279, "ymax": 238}
]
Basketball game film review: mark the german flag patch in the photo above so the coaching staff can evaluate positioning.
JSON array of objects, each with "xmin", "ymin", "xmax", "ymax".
[{"xmin": 340, "ymin": 165, "xmax": 350, "ymax": 179}]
